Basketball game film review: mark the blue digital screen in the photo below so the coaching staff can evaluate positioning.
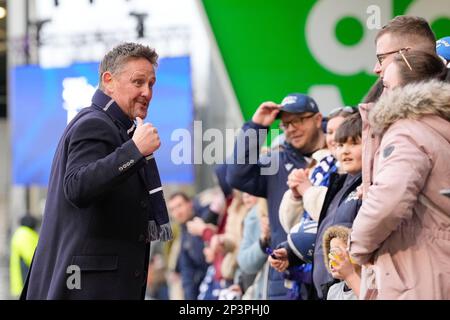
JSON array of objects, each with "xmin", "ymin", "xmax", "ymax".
[{"xmin": 10, "ymin": 56, "xmax": 194, "ymax": 185}]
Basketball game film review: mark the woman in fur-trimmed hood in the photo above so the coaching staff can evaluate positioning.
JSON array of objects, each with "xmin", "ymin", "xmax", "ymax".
[{"xmin": 349, "ymin": 50, "xmax": 450, "ymax": 300}]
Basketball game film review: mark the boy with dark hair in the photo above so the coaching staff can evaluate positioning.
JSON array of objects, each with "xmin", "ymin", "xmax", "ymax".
[{"xmin": 311, "ymin": 113, "xmax": 363, "ymax": 299}]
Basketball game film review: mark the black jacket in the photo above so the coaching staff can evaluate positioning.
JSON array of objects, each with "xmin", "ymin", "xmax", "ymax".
[
  {"xmin": 312, "ymin": 172, "xmax": 362, "ymax": 299},
  {"xmin": 23, "ymin": 90, "xmax": 155, "ymax": 300}
]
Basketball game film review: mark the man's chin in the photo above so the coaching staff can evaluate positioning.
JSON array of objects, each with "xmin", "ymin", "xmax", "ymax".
[
  {"xmin": 135, "ymin": 110, "xmax": 148, "ymax": 119},
  {"xmin": 290, "ymin": 140, "xmax": 305, "ymax": 149}
]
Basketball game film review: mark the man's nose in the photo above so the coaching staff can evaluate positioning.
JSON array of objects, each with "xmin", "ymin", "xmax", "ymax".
[
  {"xmin": 141, "ymin": 86, "xmax": 152, "ymax": 99},
  {"xmin": 373, "ymin": 61, "xmax": 382, "ymax": 75}
]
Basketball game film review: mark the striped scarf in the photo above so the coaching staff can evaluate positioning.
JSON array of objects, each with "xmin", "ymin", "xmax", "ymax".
[
  {"xmin": 94, "ymin": 89, "xmax": 173, "ymax": 242},
  {"xmin": 142, "ymin": 153, "xmax": 173, "ymax": 241}
]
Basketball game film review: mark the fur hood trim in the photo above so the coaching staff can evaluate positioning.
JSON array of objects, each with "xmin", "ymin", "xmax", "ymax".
[{"xmin": 369, "ymin": 80, "xmax": 450, "ymax": 132}]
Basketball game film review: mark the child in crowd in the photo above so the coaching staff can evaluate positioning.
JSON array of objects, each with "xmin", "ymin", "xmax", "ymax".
[
  {"xmin": 278, "ymin": 106, "xmax": 357, "ymax": 229},
  {"xmin": 322, "ymin": 225, "xmax": 360, "ymax": 300},
  {"xmin": 310, "ymin": 113, "xmax": 363, "ymax": 299},
  {"xmin": 270, "ymin": 109, "xmax": 360, "ymax": 299}
]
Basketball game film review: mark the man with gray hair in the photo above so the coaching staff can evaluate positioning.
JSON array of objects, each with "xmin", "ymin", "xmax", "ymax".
[{"xmin": 22, "ymin": 42, "xmax": 172, "ymax": 300}]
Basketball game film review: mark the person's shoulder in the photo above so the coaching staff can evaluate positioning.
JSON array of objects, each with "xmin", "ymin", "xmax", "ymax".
[
  {"xmin": 382, "ymin": 118, "xmax": 430, "ymax": 146},
  {"xmin": 66, "ymin": 108, "xmax": 117, "ymax": 141},
  {"xmin": 76, "ymin": 107, "xmax": 111, "ymax": 123},
  {"xmin": 70, "ymin": 107, "xmax": 114, "ymax": 131},
  {"xmin": 327, "ymin": 281, "xmax": 357, "ymax": 300},
  {"xmin": 326, "ymin": 172, "xmax": 346, "ymax": 189}
]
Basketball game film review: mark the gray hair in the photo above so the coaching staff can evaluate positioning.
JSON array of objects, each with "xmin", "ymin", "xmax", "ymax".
[{"xmin": 99, "ymin": 42, "xmax": 158, "ymax": 89}]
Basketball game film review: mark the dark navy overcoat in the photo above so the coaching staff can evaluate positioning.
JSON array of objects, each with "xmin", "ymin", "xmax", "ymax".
[{"xmin": 23, "ymin": 90, "xmax": 154, "ymax": 300}]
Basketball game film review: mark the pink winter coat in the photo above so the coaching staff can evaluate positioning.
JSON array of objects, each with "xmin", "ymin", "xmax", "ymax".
[{"xmin": 350, "ymin": 80, "xmax": 450, "ymax": 300}]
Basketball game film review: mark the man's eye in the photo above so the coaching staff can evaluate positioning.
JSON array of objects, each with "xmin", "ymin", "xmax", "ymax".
[{"xmin": 133, "ymin": 79, "xmax": 144, "ymax": 86}]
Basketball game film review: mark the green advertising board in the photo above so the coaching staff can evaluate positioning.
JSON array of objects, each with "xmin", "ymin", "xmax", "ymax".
[{"xmin": 201, "ymin": 0, "xmax": 450, "ymax": 120}]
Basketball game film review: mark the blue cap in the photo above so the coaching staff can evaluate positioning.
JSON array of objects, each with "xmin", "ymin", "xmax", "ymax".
[
  {"xmin": 436, "ymin": 37, "xmax": 450, "ymax": 63},
  {"xmin": 277, "ymin": 93, "xmax": 319, "ymax": 118},
  {"xmin": 287, "ymin": 217, "xmax": 318, "ymax": 264}
]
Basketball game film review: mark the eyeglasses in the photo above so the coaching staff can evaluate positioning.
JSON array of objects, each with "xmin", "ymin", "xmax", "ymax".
[
  {"xmin": 328, "ymin": 106, "xmax": 356, "ymax": 118},
  {"xmin": 398, "ymin": 49, "xmax": 413, "ymax": 71},
  {"xmin": 279, "ymin": 113, "xmax": 316, "ymax": 131},
  {"xmin": 376, "ymin": 47, "xmax": 411, "ymax": 66}
]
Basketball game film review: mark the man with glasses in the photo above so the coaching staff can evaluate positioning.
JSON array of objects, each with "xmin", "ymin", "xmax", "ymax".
[
  {"xmin": 373, "ymin": 15, "xmax": 436, "ymax": 77},
  {"xmin": 277, "ymin": 95, "xmax": 325, "ymax": 155},
  {"xmin": 361, "ymin": 15, "xmax": 438, "ymax": 197},
  {"xmin": 227, "ymin": 93, "xmax": 325, "ymax": 299}
]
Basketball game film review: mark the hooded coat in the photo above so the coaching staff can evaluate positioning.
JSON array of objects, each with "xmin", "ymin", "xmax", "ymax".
[{"xmin": 350, "ymin": 80, "xmax": 450, "ymax": 300}]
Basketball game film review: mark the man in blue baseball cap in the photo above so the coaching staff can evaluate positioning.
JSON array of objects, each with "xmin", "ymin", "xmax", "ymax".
[
  {"xmin": 226, "ymin": 93, "xmax": 325, "ymax": 300},
  {"xmin": 276, "ymin": 93, "xmax": 324, "ymax": 154}
]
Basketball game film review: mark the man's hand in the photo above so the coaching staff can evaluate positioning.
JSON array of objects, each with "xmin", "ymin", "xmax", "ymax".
[
  {"xmin": 287, "ymin": 169, "xmax": 312, "ymax": 198},
  {"xmin": 132, "ymin": 117, "xmax": 161, "ymax": 156},
  {"xmin": 287, "ymin": 168, "xmax": 312, "ymax": 198},
  {"xmin": 252, "ymin": 102, "xmax": 281, "ymax": 127},
  {"xmin": 268, "ymin": 248, "xmax": 289, "ymax": 272},
  {"xmin": 295, "ymin": 168, "xmax": 312, "ymax": 196},
  {"xmin": 186, "ymin": 217, "xmax": 207, "ymax": 236},
  {"xmin": 287, "ymin": 169, "xmax": 303, "ymax": 199}
]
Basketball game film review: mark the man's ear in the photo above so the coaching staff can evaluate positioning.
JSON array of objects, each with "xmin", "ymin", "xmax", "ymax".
[
  {"xmin": 101, "ymin": 71, "xmax": 114, "ymax": 94},
  {"xmin": 315, "ymin": 113, "xmax": 323, "ymax": 129}
]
